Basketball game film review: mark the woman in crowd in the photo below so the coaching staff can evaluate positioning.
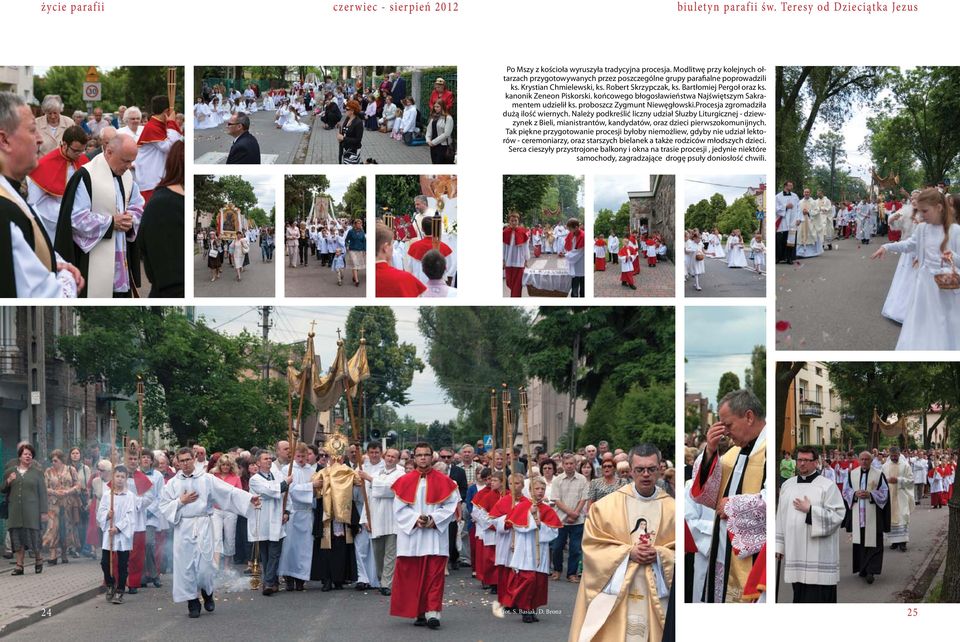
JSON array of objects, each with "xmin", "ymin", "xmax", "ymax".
[
  {"xmin": 207, "ymin": 231, "xmax": 223, "ymax": 281},
  {"xmin": 685, "ymin": 230, "xmax": 705, "ymax": 291},
  {"xmin": 118, "ymin": 106, "xmax": 143, "ymax": 140},
  {"xmin": 425, "ymin": 100, "xmax": 455, "ymax": 165},
  {"xmin": 337, "ymin": 100, "xmax": 364, "ymax": 164},
  {"xmin": 726, "ymin": 229, "xmax": 748, "ymax": 268},
  {"xmin": 42, "ymin": 449, "xmax": 81, "ymax": 565},
  {"xmin": 211, "ymin": 454, "xmax": 243, "ymax": 568},
  {"xmin": 230, "ymin": 234, "xmax": 250, "ymax": 282},
  {"xmin": 140, "ymin": 140, "xmax": 185, "ymax": 298},
  {"xmin": 2, "ymin": 444, "xmax": 47, "ymax": 575},
  {"xmin": 36, "ymin": 95, "xmax": 72, "ymax": 155},
  {"xmin": 586, "ymin": 458, "xmax": 627, "ymax": 512},
  {"xmin": 344, "ymin": 218, "xmax": 366, "ymax": 287},
  {"xmin": 67, "ymin": 447, "xmax": 92, "ymax": 557}
]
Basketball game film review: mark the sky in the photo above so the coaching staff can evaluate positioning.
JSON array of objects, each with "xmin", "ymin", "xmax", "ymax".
[
  {"xmin": 685, "ymin": 307, "xmax": 765, "ymax": 407},
  {"xmin": 205, "ymin": 174, "xmax": 275, "ymax": 213},
  {"xmin": 326, "ymin": 176, "xmax": 354, "ymax": 202},
  {"xmin": 683, "ymin": 175, "xmax": 765, "ymax": 209},
  {"xmin": 593, "ymin": 175, "xmax": 650, "ymax": 213},
  {"xmin": 195, "ymin": 305, "xmax": 458, "ymax": 424}
]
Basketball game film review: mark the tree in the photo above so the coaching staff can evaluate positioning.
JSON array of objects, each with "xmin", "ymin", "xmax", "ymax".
[
  {"xmin": 425, "ymin": 420, "xmax": 454, "ymax": 449},
  {"xmin": 577, "ymin": 380, "xmax": 620, "ymax": 448},
  {"xmin": 716, "ymin": 372, "xmax": 741, "ymax": 406},
  {"xmin": 57, "ymin": 308, "xmax": 286, "ymax": 447},
  {"xmin": 417, "ymin": 307, "xmax": 532, "ymax": 439},
  {"xmin": 341, "ymin": 177, "xmax": 367, "ymax": 220},
  {"xmin": 776, "ymin": 66, "xmax": 887, "ymax": 188},
  {"xmin": 556, "ymin": 175, "xmax": 584, "ymax": 218},
  {"xmin": 193, "ymin": 175, "xmax": 225, "ymax": 219},
  {"xmin": 246, "ymin": 207, "xmax": 270, "ymax": 228},
  {"xmin": 526, "ymin": 307, "xmax": 675, "ymax": 409},
  {"xmin": 684, "ymin": 199, "xmax": 715, "ymax": 232},
  {"xmin": 743, "ymin": 345, "xmax": 766, "ymax": 402},
  {"xmin": 375, "ymin": 175, "xmax": 421, "ymax": 215},
  {"xmin": 594, "ymin": 208, "xmax": 615, "ymax": 237},
  {"xmin": 345, "ymin": 308, "xmax": 424, "ymax": 422},
  {"xmin": 284, "ymin": 175, "xmax": 331, "ymax": 222},
  {"xmin": 716, "ymin": 196, "xmax": 760, "ymax": 235},
  {"xmin": 613, "ymin": 382, "xmax": 674, "ymax": 456},
  {"xmin": 775, "ymin": 362, "xmax": 806, "ymax": 453},
  {"xmin": 502, "ymin": 175, "xmax": 553, "ymax": 220}
]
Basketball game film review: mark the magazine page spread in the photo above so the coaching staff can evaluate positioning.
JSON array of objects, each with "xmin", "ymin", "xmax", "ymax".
[{"xmin": 0, "ymin": 1, "xmax": 956, "ymax": 640}]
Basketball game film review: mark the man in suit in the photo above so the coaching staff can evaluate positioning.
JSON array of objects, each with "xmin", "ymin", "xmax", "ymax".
[
  {"xmin": 225, "ymin": 113, "xmax": 260, "ymax": 165},
  {"xmin": 440, "ymin": 447, "xmax": 467, "ymax": 570},
  {"xmin": 389, "ymin": 73, "xmax": 406, "ymax": 105}
]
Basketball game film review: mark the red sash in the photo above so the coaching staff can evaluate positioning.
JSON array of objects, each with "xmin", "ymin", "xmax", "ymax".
[{"xmin": 29, "ymin": 148, "xmax": 88, "ymax": 197}]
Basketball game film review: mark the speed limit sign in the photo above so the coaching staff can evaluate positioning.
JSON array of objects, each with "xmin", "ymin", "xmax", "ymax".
[{"xmin": 82, "ymin": 82, "xmax": 101, "ymax": 102}]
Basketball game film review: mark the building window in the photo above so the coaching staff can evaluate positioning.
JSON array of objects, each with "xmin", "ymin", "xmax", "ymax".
[
  {"xmin": 815, "ymin": 385, "xmax": 823, "ymax": 404},
  {"xmin": 815, "ymin": 367, "xmax": 823, "ymax": 376}
]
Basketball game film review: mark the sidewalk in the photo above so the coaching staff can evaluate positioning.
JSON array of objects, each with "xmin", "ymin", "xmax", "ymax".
[{"xmin": 0, "ymin": 556, "xmax": 102, "ymax": 636}]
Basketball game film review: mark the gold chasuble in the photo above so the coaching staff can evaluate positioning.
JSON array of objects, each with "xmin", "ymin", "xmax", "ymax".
[
  {"xmin": 715, "ymin": 437, "xmax": 765, "ymax": 602},
  {"xmin": 317, "ymin": 461, "xmax": 357, "ymax": 547},
  {"xmin": 568, "ymin": 485, "xmax": 675, "ymax": 642}
]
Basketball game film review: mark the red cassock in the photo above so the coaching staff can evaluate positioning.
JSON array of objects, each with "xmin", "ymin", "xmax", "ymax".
[
  {"xmin": 501, "ymin": 497, "xmax": 562, "ymax": 611},
  {"xmin": 929, "ymin": 467, "xmax": 943, "ymax": 508},
  {"xmin": 375, "ymin": 261, "xmax": 427, "ymax": 297},
  {"xmin": 127, "ymin": 469, "xmax": 154, "ymax": 588},
  {"xmin": 29, "ymin": 147, "xmax": 89, "ymax": 197},
  {"xmin": 619, "ymin": 246, "xmax": 635, "ymax": 286},
  {"xmin": 389, "ymin": 469, "xmax": 459, "ymax": 619},
  {"xmin": 488, "ymin": 494, "xmax": 518, "ymax": 606},
  {"xmin": 533, "ymin": 227, "xmax": 542, "ymax": 257},
  {"xmin": 629, "ymin": 236, "xmax": 641, "ymax": 275},
  {"xmin": 645, "ymin": 238, "xmax": 657, "ymax": 267},
  {"xmin": 594, "ymin": 239, "xmax": 606, "ymax": 271},
  {"xmin": 503, "ymin": 226, "xmax": 529, "ymax": 298},
  {"xmin": 470, "ymin": 486, "xmax": 502, "ymax": 585}
]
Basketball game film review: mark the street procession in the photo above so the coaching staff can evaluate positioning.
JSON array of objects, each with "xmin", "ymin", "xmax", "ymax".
[{"xmin": 0, "ymin": 305, "xmax": 678, "ymax": 641}]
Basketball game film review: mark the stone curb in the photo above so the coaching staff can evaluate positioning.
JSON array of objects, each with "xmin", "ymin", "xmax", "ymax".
[
  {"xmin": 0, "ymin": 584, "xmax": 102, "ymax": 638},
  {"xmin": 900, "ymin": 520, "xmax": 949, "ymax": 601}
]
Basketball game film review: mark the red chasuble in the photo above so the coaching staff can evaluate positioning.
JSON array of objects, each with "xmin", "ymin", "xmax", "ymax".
[
  {"xmin": 138, "ymin": 116, "xmax": 182, "ymax": 145},
  {"xmin": 391, "ymin": 468, "xmax": 458, "ymax": 505},
  {"xmin": 375, "ymin": 261, "xmax": 427, "ymax": 298},
  {"xmin": 406, "ymin": 237, "xmax": 453, "ymax": 261},
  {"xmin": 503, "ymin": 226, "xmax": 528, "ymax": 245},
  {"xmin": 29, "ymin": 148, "xmax": 88, "ymax": 197}
]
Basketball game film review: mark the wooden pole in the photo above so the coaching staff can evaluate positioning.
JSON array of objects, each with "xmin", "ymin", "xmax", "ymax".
[
  {"xmin": 501, "ymin": 384, "xmax": 510, "ymax": 474},
  {"xmin": 136, "ymin": 375, "xmax": 144, "ymax": 449},
  {"xmin": 341, "ymin": 331, "xmax": 371, "ymax": 531},
  {"xmin": 166, "ymin": 67, "xmax": 177, "ymax": 114},
  {"xmin": 520, "ymin": 386, "xmax": 531, "ymax": 465},
  {"xmin": 285, "ymin": 324, "xmax": 316, "ymax": 512},
  {"xmin": 490, "ymin": 389, "xmax": 497, "ymax": 453}
]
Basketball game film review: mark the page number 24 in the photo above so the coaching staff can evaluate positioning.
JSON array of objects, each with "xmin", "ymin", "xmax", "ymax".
[{"xmin": 906, "ymin": 607, "xmax": 919, "ymax": 617}]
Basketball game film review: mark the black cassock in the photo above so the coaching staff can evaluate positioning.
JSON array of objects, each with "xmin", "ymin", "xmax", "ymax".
[
  {"xmin": 842, "ymin": 470, "xmax": 891, "ymax": 577},
  {"xmin": 311, "ymin": 488, "xmax": 359, "ymax": 587}
]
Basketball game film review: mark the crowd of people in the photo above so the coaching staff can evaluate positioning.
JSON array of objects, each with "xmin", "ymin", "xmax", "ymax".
[
  {"xmin": 775, "ymin": 445, "xmax": 956, "ymax": 602},
  {"xmin": 196, "ymin": 75, "xmax": 456, "ymax": 165},
  {"xmin": 283, "ymin": 217, "xmax": 365, "ymax": 287},
  {"xmin": 682, "ymin": 227, "xmax": 764, "ymax": 291},
  {"xmin": 502, "ymin": 214, "xmax": 587, "ymax": 297},
  {"xmin": 198, "ymin": 226, "xmax": 271, "ymax": 283},
  {"xmin": 1, "ymin": 92, "xmax": 185, "ymax": 298},
  {"xmin": 593, "ymin": 226, "xmax": 669, "ymax": 292},
  {"xmin": 376, "ymin": 203, "xmax": 458, "ymax": 298},
  {"xmin": 1, "ymin": 434, "xmax": 676, "ymax": 638},
  {"xmin": 776, "ymin": 180, "xmax": 960, "ymax": 349}
]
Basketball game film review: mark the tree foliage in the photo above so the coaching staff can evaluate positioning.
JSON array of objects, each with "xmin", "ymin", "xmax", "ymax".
[
  {"xmin": 716, "ymin": 195, "xmax": 761, "ymax": 235},
  {"xmin": 285, "ymin": 175, "xmax": 331, "ymax": 223},
  {"xmin": 341, "ymin": 177, "xmax": 367, "ymax": 220},
  {"xmin": 375, "ymin": 175, "xmax": 422, "ymax": 216},
  {"xmin": 57, "ymin": 308, "xmax": 287, "ymax": 449},
  {"xmin": 194, "ymin": 175, "xmax": 260, "ymax": 222},
  {"xmin": 34, "ymin": 66, "xmax": 184, "ymax": 114},
  {"xmin": 613, "ymin": 382, "xmax": 675, "ymax": 457},
  {"xmin": 743, "ymin": 345, "xmax": 766, "ymax": 403},
  {"xmin": 417, "ymin": 307, "xmax": 533, "ymax": 440},
  {"xmin": 717, "ymin": 372, "xmax": 741, "ymax": 406},
  {"xmin": 502, "ymin": 175, "xmax": 553, "ymax": 222}
]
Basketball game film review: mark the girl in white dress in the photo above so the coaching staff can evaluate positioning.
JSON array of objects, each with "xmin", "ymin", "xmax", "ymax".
[
  {"xmin": 262, "ymin": 92, "xmax": 275, "ymax": 111},
  {"xmin": 750, "ymin": 232, "xmax": 766, "ymax": 275},
  {"xmin": 872, "ymin": 188, "xmax": 960, "ymax": 349},
  {"xmin": 881, "ymin": 191, "xmax": 922, "ymax": 323},
  {"xmin": 685, "ymin": 231, "xmax": 705, "ymax": 291},
  {"xmin": 707, "ymin": 227, "xmax": 725, "ymax": 258},
  {"xmin": 725, "ymin": 229, "xmax": 747, "ymax": 268},
  {"xmin": 193, "ymin": 99, "xmax": 210, "ymax": 130},
  {"xmin": 276, "ymin": 105, "xmax": 309, "ymax": 133}
]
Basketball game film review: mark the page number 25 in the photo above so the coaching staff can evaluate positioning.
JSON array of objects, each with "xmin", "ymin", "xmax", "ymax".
[{"xmin": 906, "ymin": 607, "xmax": 919, "ymax": 617}]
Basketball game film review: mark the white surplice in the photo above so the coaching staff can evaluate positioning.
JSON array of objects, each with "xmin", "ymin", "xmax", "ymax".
[
  {"xmin": 394, "ymin": 477, "xmax": 459, "ymax": 557},
  {"xmin": 775, "ymin": 473, "xmax": 845, "ymax": 586}
]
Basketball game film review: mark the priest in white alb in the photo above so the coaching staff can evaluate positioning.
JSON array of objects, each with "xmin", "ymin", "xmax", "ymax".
[
  {"xmin": 248, "ymin": 450, "xmax": 289, "ymax": 596},
  {"xmin": 278, "ymin": 443, "xmax": 319, "ymax": 591},
  {"xmin": 881, "ymin": 446, "xmax": 913, "ymax": 552},
  {"xmin": 367, "ymin": 446, "xmax": 405, "ymax": 595},
  {"xmin": 389, "ymin": 442, "xmax": 459, "ymax": 630},
  {"xmin": 842, "ymin": 451, "xmax": 890, "ymax": 585},
  {"xmin": 775, "ymin": 445, "xmax": 845, "ymax": 603},
  {"xmin": 158, "ymin": 447, "xmax": 260, "ymax": 619}
]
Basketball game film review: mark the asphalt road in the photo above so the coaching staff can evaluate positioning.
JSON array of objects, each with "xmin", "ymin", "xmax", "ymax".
[
  {"xmin": 285, "ymin": 257, "xmax": 367, "ymax": 297},
  {"xmin": 776, "ymin": 490, "xmax": 950, "ymax": 603},
  {"xmin": 685, "ymin": 256, "xmax": 765, "ymax": 298},
  {"xmin": 194, "ymin": 251, "xmax": 276, "ymax": 298},
  {"xmin": 9, "ymin": 564, "xmax": 578, "ymax": 641},
  {"xmin": 775, "ymin": 236, "xmax": 901, "ymax": 350}
]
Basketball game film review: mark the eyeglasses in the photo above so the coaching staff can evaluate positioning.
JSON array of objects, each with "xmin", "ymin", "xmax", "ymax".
[
  {"xmin": 440, "ymin": 455, "xmax": 453, "ymax": 459},
  {"xmin": 797, "ymin": 457, "xmax": 817, "ymax": 463},
  {"xmin": 632, "ymin": 466, "xmax": 659, "ymax": 475}
]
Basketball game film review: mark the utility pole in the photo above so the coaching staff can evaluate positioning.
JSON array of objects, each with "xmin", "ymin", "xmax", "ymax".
[
  {"xmin": 259, "ymin": 306, "xmax": 272, "ymax": 382},
  {"xmin": 26, "ymin": 308, "xmax": 47, "ymax": 457},
  {"xmin": 568, "ymin": 330, "xmax": 580, "ymax": 451}
]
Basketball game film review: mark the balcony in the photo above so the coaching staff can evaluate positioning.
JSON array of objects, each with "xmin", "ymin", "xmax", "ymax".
[
  {"xmin": 0, "ymin": 341, "xmax": 25, "ymax": 378},
  {"xmin": 799, "ymin": 400, "xmax": 822, "ymax": 418}
]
